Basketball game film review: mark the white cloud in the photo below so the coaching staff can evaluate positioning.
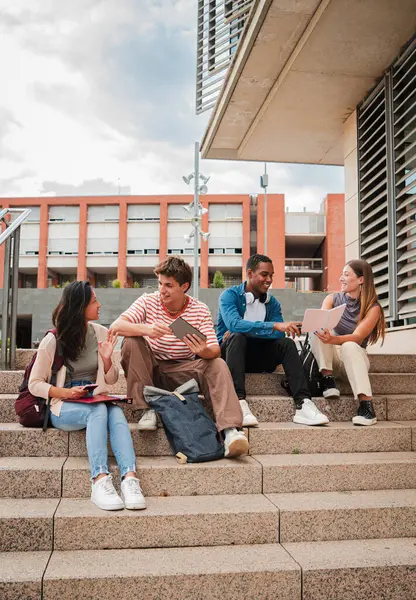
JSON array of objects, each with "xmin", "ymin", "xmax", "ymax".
[{"xmin": 0, "ymin": 0, "xmax": 344, "ymax": 211}]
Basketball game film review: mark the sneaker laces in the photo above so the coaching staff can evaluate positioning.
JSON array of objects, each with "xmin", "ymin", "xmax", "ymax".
[
  {"xmin": 98, "ymin": 475, "xmax": 117, "ymax": 496},
  {"xmin": 124, "ymin": 477, "xmax": 142, "ymax": 494},
  {"xmin": 303, "ymin": 399, "xmax": 322, "ymax": 417}
]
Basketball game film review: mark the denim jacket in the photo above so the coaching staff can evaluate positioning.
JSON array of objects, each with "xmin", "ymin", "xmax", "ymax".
[{"xmin": 216, "ymin": 282, "xmax": 285, "ymax": 344}]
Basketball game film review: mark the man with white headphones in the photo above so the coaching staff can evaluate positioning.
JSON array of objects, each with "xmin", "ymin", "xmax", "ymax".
[{"xmin": 217, "ymin": 254, "xmax": 329, "ymax": 427}]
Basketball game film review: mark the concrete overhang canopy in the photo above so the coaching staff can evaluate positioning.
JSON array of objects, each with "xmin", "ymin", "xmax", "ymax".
[{"xmin": 201, "ymin": 0, "xmax": 416, "ymax": 165}]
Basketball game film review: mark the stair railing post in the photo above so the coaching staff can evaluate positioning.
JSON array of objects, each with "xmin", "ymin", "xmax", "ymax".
[
  {"xmin": 10, "ymin": 229, "xmax": 20, "ymax": 369},
  {"xmin": 1, "ymin": 236, "xmax": 11, "ymax": 369}
]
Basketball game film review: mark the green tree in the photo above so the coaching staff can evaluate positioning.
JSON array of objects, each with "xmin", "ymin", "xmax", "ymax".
[
  {"xmin": 112, "ymin": 279, "xmax": 121, "ymax": 288},
  {"xmin": 213, "ymin": 271, "xmax": 225, "ymax": 288},
  {"xmin": 133, "ymin": 281, "xmax": 140, "ymax": 289}
]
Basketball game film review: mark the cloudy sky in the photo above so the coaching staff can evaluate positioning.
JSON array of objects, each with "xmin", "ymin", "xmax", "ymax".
[{"xmin": 0, "ymin": 0, "xmax": 344, "ymax": 211}]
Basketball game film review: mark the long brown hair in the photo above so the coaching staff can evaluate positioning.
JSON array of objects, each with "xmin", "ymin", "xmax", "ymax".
[
  {"xmin": 52, "ymin": 281, "xmax": 92, "ymax": 361},
  {"xmin": 347, "ymin": 259, "xmax": 386, "ymax": 345}
]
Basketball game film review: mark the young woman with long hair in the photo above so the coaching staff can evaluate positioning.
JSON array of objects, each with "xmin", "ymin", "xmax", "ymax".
[
  {"xmin": 310, "ymin": 259, "xmax": 386, "ymax": 426},
  {"xmin": 29, "ymin": 281, "xmax": 146, "ymax": 510}
]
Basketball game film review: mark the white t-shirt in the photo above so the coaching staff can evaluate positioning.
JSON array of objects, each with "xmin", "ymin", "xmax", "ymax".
[{"xmin": 244, "ymin": 294, "xmax": 266, "ymax": 322}]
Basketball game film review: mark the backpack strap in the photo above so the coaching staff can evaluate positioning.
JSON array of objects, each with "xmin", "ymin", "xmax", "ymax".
[{"xmin": 42, "ymin": 329, "xmax": 65, "ymax": 432}]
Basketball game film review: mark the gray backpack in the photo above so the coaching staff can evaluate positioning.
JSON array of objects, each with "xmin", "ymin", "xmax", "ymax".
[{"xmin": 143, "ymin": 379, "xmax": 224, "ymax": 463}]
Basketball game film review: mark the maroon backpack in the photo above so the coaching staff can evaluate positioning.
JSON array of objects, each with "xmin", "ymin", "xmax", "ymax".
[{"xmin": 15, "ymin": 329, "xmax": 64, "ymax": 431}]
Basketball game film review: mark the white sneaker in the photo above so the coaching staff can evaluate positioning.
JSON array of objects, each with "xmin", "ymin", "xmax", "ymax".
[
  {"xmin": 239, "ymin": 400, "xmax": 259, "ymax": 427},
  {"xmin": 121, "ymin": 476, "xmax": 146, "ymax": 510},
  {"xmin": 293, "ymin": 399, "xmax": 329, "ymax": 426},
  {"xmin": 224, "ymin": 428, "xmax": 249, "ymax": 458},
  {"xmin": 91, "ymin": 474, "xmax": 124, "ymax": 511},
  {"xmin": 138, "ymin": 409, "xmax": 157, "ymax": 431}
]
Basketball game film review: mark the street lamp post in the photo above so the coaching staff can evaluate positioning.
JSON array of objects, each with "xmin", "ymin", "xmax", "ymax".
[
  {"xmin": 260, "ymin": 163, "xmax": 268, "ymax": 254},
  {"xmin": 183, "ymin": 141, "xmax": 210, "ymax": 299}
]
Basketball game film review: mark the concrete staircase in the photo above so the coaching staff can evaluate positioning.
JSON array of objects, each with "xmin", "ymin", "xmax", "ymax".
[{"xmin": 1, "ymin": 351, "xmax": 416, "ymax": 599}]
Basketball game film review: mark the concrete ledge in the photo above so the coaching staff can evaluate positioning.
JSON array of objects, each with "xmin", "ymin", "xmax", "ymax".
[
  {"xmin": 0, "ymin": 457, "xmax": 65, "ymax": 498},
  {"xmin": 283, "ymin": 538, "xmax": 416, "ymax": 600},
  {"xmin": 248, "ymin": 422, "xmax": 412, "ymax": 455},
  {"xmin": 43, "ymin": 544, "xmax": 301, "ymax": 599},
  {"xmin": 255, "ymin": 451, "xmax": 416, "ymax": 493},
  {"xmin": 267, "ymin": 489, "xmax": 416, "ymax": 542},
  {"xmin": 0, "ymin": 551, "xmax": 51, "ymax": 600},
  {"xmin": 0, "ymin": 423, "xmax": 69, "ymax": 458},
  {"xmin": 53, "ymin": 495, "xmax": 279, "ymax": 551},
  {"xmin": 63, "ymin": 455, "xmax": 262, "ymax": 497},
  {"xmin": 0, "ymin": 498, "xmax": 58, "ymax": 551}
]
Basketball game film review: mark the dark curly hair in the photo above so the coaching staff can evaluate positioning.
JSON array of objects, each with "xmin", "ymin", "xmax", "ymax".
[
  {"xmin": 154, "ymin": 255, "xmax": 192, "ymax": 292},
  {"xmin": 246, "ymin": 254, "xmax": 272, "ymax": 273},
  {"xmin": 52, "ymin": 281, "xmax": 92, "ymax": 361}
]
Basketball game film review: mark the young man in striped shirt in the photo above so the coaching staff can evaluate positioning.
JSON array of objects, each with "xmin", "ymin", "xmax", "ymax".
[{"xmin": 110, "ymin": 256, "xmax": 248, "ymax": 458}]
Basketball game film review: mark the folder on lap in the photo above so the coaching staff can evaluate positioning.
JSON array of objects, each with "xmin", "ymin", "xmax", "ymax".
[{"xmin": 301, "ymin": 304, "xmax": 346, "ymax": 333}]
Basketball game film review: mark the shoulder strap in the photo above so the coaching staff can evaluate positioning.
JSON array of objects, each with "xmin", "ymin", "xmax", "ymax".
[{"xmin": 46, "ymin": 329, "xmax": 65, "ymax": 373}]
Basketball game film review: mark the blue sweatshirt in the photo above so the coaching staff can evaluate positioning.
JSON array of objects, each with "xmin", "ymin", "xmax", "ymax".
[{"xmin": 216, "ymin": 282, "xmax": 285, "ymax": 344}]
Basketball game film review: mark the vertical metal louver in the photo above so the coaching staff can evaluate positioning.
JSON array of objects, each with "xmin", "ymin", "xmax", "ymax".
[
  {"xmin": 393, "ymin": 41, "xmax": 416, "ymax": 321},
  {"xmin": 358, "ymin": 35, "xmax": 416, "ymax": 326},
  {"xmin": 196, "ymin": 0, "xmax": 252, "ymax": 114},
  {"xmin": 358, "ymin": 83, "xmax": 390, "ymax": 317}
]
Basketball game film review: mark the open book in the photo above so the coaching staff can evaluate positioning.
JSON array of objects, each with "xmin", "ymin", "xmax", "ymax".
[{"xmin": 301, "ymin": 304, "xmax": 346, "ymax": 333}]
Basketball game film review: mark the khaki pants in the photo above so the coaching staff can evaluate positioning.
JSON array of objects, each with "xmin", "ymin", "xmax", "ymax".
[
  {"xmin": 121, "ymin": 336, "xmax": 243, "ymax": 431},
  {"xmin": 310, "ymin": 335, "xmax": 372, "ymax": 399}
]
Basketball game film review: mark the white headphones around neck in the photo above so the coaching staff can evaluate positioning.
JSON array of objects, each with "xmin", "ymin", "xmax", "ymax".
[{"xmin": 246, "ymin": 291, "xmax": 271, "ymax": 305}]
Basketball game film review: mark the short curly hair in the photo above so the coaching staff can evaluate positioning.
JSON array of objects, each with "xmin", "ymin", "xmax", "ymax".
[
  {"xmin": 154, "ymin": 256, "xmax": 193, "ymax": 292},
  {"xmin": 246, "ymin": 253, "xmax": 272, "ymax": 273}
]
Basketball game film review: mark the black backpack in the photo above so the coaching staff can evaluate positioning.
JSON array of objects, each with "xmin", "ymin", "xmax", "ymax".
[
  {"xmin": 15, "ymin": 329, "xmax": 64, "ymax": 431},
  {"xmin": 143, "ymin": 379, "xmax": 224, "ymax": 463},
  {"xmin": 281, "ymin": 334, "xmax": 324, "ymax": 397}
]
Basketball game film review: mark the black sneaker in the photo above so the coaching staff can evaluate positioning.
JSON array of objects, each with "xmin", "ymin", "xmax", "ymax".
[
  {"xmin": 352, "ymin": 400, "xmax": 377, "ymax": 426},
  {"xmin": 322, "ymin": 375, "xmax": 340, "ymax": 399}
]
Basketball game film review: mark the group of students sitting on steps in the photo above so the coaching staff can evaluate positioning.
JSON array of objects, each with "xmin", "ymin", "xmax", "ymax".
[{"xmin": 27, "ymin": 253, "xmax": 385, "ymax": 511}]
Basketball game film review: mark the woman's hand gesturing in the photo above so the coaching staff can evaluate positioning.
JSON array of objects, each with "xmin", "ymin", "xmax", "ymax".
[{"xmin": 98, "ymin": 330, "xmax": 118, "ymax": 361}]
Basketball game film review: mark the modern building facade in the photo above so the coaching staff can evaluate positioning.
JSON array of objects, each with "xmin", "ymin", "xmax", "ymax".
[
  {"xmin": 198, "ymin": 0, "xmax": 416, "ymax": 332},
  {"xmin": 2, "ymin": 193, "xmax": 344, "ymax": 291}
]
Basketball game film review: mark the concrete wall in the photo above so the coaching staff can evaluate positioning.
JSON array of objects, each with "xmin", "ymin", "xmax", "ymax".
[
  {"xmin": 343, "ymin": 111, "xmax": 360, "ymax": 262},
  {"xmin": 5, "ymin": 287, "xmax": 327, "ymax": 346}
]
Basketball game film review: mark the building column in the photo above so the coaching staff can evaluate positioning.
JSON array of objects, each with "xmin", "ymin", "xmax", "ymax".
[
  {"xmin": 77, "ymin": 202, "xmax": 87, "ymax": 281},
  {"xmin": 323, "ymin": 194, "xmax": 345, "ymax": 291},
  {"xmin": 0, "ymin": 202, "xmax": 9, "ymax": 288},
  {"xmin": 344, "ymin": 110, "xmax": 359, "ymax": 262},
  {"xmin": 37, "ymin": 203, "xmax": 49, "ymax": 288},
  {"xmin": 257, "ymin": 194, "xmax": 285, "ymax": 288},
  {"xmin": 200, "ymin": 200, "xmax": 209, "ymax": 288},
  {"xmin": 242, "ymin": 195, "xmax": 250, "ymax": 280},
  {"xmin": 159, "ymin": 200, "xmax": 168, "ymax": 260},
  {"xmin": 118, "ymin": 199, "xmax": 127, "ymax": 287}
]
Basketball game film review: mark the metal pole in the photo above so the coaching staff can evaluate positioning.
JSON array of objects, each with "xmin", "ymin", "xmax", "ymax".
[
  {"xmin": 193, "ymin": 141, "xmax": 200, "ymax": 299},
  {"xmin": 10, "ymin": 229, "xmax": 20, "ymax": 369},
  {"xmin": 264, "ymin": 162, "xmax": 268, "ymax": 255},
  {"xmin": 1, "ymin": 237, "xmax": 11, "ymax": 369}
]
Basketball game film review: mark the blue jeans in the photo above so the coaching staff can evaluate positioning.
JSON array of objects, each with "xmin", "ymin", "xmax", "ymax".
[{"xmin": 50, "ymin": 380, "xmax": 136, "ymax": 479}]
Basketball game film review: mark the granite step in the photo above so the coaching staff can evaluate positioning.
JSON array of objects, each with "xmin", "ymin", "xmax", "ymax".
[
  {"xmin": 245, "ymin": 372, "xmax": 416, "ymax": 396},
  {"xmin": 0, "ymin": 498, "xmax": 58, "ymax": 552},
  {"xmin": 283, "ymin": 537, "xmax": 416, "ymax": 600},
  {"xmin": 254, "ymin": 451, "xmax": 416, "ymax": 493},
  {"xmin": 2, "ymin": 393, "xmax": 416, "ymax": 424},
  {"xmin": 248, "ymin": 421, "xmax": 413, "ymax": 455},
  {"xmin": 0, "ymin": 457, "xmax": 66, "ymax": 498},
  {"xmin": 0, "ymin": 551, "xmax": 51, "ymax": 600},
  {"xmin": 41, "ymin": 544, "xmax": 300, "ymax": 599},
  {"xmin": 268, "ymin": 489, "xmax": 416, "ymax": 542},
  {"xmin": 63, "ymin": 455, "xmax": 261, "ymax": 498},
  {"xmin": 2, "ymin": 369, "xmax": 416, "ymax": 397},
  {"xmin": 0, "ymin": 423, "xmax": 69, "ymax": 457},
  {"xmin": 15, "ymin": 348, "xmax": 416, "ymax": 373},
  {"xmin": 53, "ymin": 494, "xmax": 278, "ymax": 551}
]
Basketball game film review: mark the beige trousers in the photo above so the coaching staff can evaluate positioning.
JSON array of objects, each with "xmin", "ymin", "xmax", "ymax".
[{"xmin": 310, "ymin": 335, "xmax": 372, "ymax": 399}]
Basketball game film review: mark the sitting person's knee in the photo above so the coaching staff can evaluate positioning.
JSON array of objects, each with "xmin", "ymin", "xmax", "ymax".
[
  {"xmin": 90, "ymin": 402, "xmax": 108, "ymax": 419},
  {"xmin": 340, "ymin": 341, "xmax": 360, "ymax": 355},
  {"xmin": 227, "ymin": 332, "xmax": 247, "ymax": 344}
]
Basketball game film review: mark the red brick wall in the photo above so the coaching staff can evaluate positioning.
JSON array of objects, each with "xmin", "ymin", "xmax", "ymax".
[{"xmin": 323, "ymin": 194, "xmax": 345, "ymax": 292}]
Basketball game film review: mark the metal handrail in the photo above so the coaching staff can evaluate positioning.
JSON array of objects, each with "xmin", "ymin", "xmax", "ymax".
[{"xmin": 0, "ymin": 208, "xmax": 31, "ymax": 369}]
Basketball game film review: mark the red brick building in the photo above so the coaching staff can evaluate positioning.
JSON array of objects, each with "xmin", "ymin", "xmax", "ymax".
[{"xmin": 2, "ymin": 193, "xmax": 344, "ymax": 290}]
